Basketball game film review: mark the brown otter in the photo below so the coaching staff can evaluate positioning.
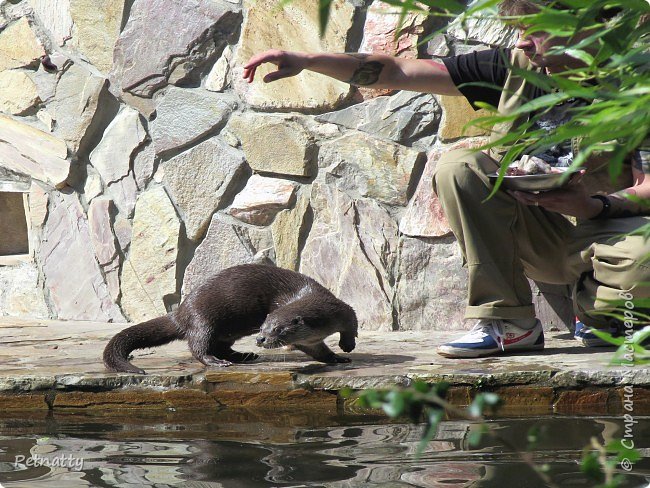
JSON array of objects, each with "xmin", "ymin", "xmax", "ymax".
[{"xmin": 103, "ymin": 264, "xmax": 358, "ymax": 374}]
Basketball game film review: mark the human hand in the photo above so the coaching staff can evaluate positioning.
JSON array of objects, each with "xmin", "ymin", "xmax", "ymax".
[
  {"xmin": 242, "ymin": 50, "xmax": 307, "ymax": 83},
  {"xmin": 508, "ymin": 171, "xmax": 604, "ymax": 219}
]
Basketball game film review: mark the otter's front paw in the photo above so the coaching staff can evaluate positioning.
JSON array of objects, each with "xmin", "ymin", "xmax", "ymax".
[
  {"xmin": 339, "ymin": 339, "xmax": 356, "ymax": 353},
  {"xmin": 201, "ymin": 355, "xmax": 233, "ymax": 368}
]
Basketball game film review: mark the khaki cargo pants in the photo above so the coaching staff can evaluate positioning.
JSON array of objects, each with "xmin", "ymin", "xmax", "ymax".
[{"xmin": 432, "ymin": 148, "xmax": 650, "ymax": 327}]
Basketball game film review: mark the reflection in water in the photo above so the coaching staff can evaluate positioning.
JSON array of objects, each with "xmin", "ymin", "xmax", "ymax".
[{"xmin": 0, "ymin": 412, "xmax": 648, "ymax": 487}]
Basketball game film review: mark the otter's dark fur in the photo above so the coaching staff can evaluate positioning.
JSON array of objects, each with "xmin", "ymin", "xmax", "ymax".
[{"xmin": 103, "ymin": 264, "xmax": 358, "ymax": 374}]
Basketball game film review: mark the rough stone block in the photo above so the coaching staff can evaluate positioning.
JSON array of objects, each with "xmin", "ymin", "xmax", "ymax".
[
  {"xmin": 0, "ymin": 393, "xmax": 47, "ymax": 410},
  {"xmin": 490, "ymin": 386, "xmax": 555, "ymax": 409},
  {"xmin": 233, "ymin": 0, "xmax": 353, "ymax": 111},
  {"xmin": 553, "ymin": 389, "xmax": 609, "ymax": 414}
]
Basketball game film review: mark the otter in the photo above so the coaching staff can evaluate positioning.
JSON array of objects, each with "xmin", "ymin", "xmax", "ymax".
[{"xmin": 103, "ymin": 264, "xmax": 358, "ymax": 374}]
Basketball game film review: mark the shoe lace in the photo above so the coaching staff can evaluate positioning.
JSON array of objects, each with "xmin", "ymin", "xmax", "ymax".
[{"xmin": 471, "ymin": 319, "xmax": 506, "ymax": 351}]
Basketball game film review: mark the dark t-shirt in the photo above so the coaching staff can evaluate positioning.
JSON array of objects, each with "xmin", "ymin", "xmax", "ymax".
[
  {"xmin": 442, "ymin": 47, "xmax": 544, "ymax": 109},
  {"xmin": 441, "ymin": 48, "xmax": 575, "ymax": 166},
  {"xmin": 440, "ymin": 48, "xmax": 644, "ymax": 171}
]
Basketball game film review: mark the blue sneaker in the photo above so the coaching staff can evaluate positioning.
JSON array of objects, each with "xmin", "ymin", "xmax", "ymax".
[
  {"xmin": 574, "ymin": 319, "xmax": 619, "ymax": 347},
  {"xmin": 437, "ymin": 319, "xmax": 544, "ymax": 358}
]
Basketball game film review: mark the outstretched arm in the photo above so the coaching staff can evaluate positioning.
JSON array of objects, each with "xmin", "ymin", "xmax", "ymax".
[{"xmin": 243, "ymin": 49, "xmax": 462, "ymax": 95}]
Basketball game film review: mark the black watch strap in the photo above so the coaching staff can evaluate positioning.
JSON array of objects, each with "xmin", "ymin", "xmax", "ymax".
[{"xmin": 590, "ymin": 194, "xmax": 611, "ymax": 220}]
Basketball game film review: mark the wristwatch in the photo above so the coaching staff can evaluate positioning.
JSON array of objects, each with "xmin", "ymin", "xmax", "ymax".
[{"xmin": 590, "ymin": 194, "xmax": 611, "ymax": 220}]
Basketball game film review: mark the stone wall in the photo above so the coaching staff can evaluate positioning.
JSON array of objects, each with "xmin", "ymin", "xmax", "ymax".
[{"xmin": 0, "ymin": 0, "xmax": 519, "ymax": 330}]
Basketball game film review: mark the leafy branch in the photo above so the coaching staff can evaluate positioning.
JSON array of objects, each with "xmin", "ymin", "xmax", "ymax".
[{"xmin": 343, "ymin": 381, "xmax": 563, "ymax": 487}]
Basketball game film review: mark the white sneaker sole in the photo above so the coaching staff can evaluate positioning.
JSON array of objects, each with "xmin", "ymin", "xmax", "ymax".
[{"xmin": 436, "ymin": 342, "xmax": 544, "ymax": 359}]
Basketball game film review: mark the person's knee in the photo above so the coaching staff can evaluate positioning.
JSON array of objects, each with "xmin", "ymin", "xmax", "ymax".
[
  {"xmin": 594, "ymin": 238, "xmax": 650, "ymax": 290},
  {"xmin": 432, "ymin": 149, "xmax": 475, "ymax": 192}
]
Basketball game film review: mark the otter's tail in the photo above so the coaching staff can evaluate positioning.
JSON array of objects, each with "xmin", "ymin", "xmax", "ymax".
[{"xmin": 103, "ymin": 315, "xmax": 179, "ymax": 374}]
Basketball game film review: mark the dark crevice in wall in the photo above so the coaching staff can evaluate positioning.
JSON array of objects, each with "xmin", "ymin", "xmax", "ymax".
[
  {"xmin": 295, "ymin": 196, "xmax": 314, "ymax": 272},
  {"xmin": 166, "ymin": 220, "xmax": 189, "ymax": 310},
  {"xmin": 77, "ymin": 80, "xmax": 120, "ymax": 165},
  {"xmin": 345, "ymin": 3, "xmax": 368, "ymax": 53},
  {"xmin": 405, "ymin": 152, "xmax": 427, "ymax": 202},
  {"xmin": 194, "ymin": 16, "xmax": 243, "ymax": 86},
  {"xmin": 215, "ymin": 162, "xmax": 251, "ymax": 213},
  {"xmin": 65, "ymin": 157, "xmax": 88, "ymax": 195},
  {"xmin": 68, "ymin": 82, "xmax": 121, "ymax": 192},
  {"xmin": 167, "ymin": 11, "xmax": 243, "ymax": 90},
  {"xmin": 120, "ymin": 0, "xmax": 136, "ymax": 32}
]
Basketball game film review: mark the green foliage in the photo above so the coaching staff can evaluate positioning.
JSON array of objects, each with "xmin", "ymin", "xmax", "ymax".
[
  {"xmin": 581, "ymin": 439, "xmax": 642, "ymax": 488},
  {"xmin": 589, "ymin": 326, "xmax": 650, "ymax": 365},
  {"xmin": 587, "ymin": 305, "xmax": 650, "ymax": 365},
  {"xmin": 469, "ymin": 1, "xmax": 649, "ymax": 198},
  {"xmin": 350, "ymin": 381, "xmax": 643, "ymax": 487}
]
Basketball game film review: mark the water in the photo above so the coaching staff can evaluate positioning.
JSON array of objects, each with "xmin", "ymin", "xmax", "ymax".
[{"xmin": 0, "ymin": 410, "xmax": 648, "ymax": 487}]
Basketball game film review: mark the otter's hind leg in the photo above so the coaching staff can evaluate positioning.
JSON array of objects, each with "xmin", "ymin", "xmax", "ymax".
[
  {"xmin": 187, "ymin": 322, "xmax": 234, "ymax": 368},
  {"xmin": 294, "ymin": 342, "xmax": 351, "ymax": 364}
]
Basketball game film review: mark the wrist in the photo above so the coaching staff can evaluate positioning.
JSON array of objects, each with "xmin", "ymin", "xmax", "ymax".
[
  {"xmin": 589, "ymin": 194, "xmax": 611, "ymax": 220},
  {"xmin": 302, "ymin": 52, "xmax": 317, "ymax": 69}
]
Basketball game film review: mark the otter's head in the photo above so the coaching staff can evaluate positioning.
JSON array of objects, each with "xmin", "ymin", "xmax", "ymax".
[{"xmin": 256, "ymin": 313, "xmax": 320, "ymax": 349}]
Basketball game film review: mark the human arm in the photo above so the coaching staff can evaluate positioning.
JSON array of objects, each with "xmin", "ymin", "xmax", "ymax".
[
  {"xmin": 242, "ymin": 49, "xmax": 462, "ymax": 95},
  {"xmin": 607, "ymin": 148, "xmax": 650, "ymax": 217},
  {"xmin": 510, "ymin": 148, "xmax": 650, "ymax": 219}
]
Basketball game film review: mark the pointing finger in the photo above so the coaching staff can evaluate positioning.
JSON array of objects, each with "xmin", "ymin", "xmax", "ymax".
[
  {"xmin": 243, "ymin": 65, "xmax": 257, "ymax": 83},
  {"xmin": 243, "ymin": 50, "xmax": 283, "ymax": 70}
]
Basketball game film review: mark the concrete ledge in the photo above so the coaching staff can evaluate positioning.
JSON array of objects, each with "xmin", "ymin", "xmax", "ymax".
[{"xmin": 2, "ymin": 317, "xmax": 648, "ymax": 415}]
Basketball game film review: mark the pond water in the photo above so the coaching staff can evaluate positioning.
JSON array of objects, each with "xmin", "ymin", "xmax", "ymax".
[{"xmin": 0, "ymin": 410, "xmax": 648, "ymax": 487}]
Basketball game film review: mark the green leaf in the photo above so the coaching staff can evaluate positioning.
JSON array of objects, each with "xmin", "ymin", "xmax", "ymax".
[
  {"xmin": 527, "ymin": 425, "xmax": 540, "ymax": 447},
  {"xmin": 382, "ymin": 390, "xmax": 406, "ymax": 417},
  {"xmin": 605, "ymin": 440, "xmax": 642, "ymax": 464},
  {"xmin": 416, "ymin": 410, "xmax": 444, "ymax": 458},
  {"xmin": 468, "ymin": 395, "xmax": 485, "ymax": 418},
  {"xmin": 412, "ymin": 380, "xmax": 431, "ymax": 394},
  {"xmin": 339, "ymin": 387, "xmax": 353, "ymax": 399},
  {"xmin": 512, "ymin": 92, "xmax": 575, "ymax": 115},
  {"xmin": 580, "ymin": 450, "xmax": 604, "ymax": 481},
  {"xmin": 479, "ymin": 392, "xmax": 500, "ymax": 406},
  {"xmin": 467, "ymin": 424, "xmax": 488, "ymax": 447},
  {"xmin": 318, "ymin": 0, "xmax": 332, "ymax": 37},
  {"xmin": 432, "ymin": 381, "xmax": 450, "ymax": 397}
]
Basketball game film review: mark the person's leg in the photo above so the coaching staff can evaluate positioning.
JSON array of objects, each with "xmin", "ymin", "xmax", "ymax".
[
  {"xmin": 568, "ymin": 217, "xmax": 650, "ymax": 343},
  {"xmin": 432, "ymin": 148, "xmax": 573, "ymax": 318},
  {"xmin": 432, "ymin": 149, "xmax": 573, "ymax": 357}
]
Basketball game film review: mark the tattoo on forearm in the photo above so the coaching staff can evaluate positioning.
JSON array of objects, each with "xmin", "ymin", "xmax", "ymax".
[
  {"xmin": 345, "ymin": 53, "xmax": 384, "ymax": 86},
  {"xmin": 608, "ymin": 192, "xmax": 650, "ymax": 218}
]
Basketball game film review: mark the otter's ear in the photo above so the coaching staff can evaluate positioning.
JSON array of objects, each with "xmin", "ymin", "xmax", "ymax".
[{"xmin": 291, "ymin": 315, "xmax": 304, "ymax": 325}]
